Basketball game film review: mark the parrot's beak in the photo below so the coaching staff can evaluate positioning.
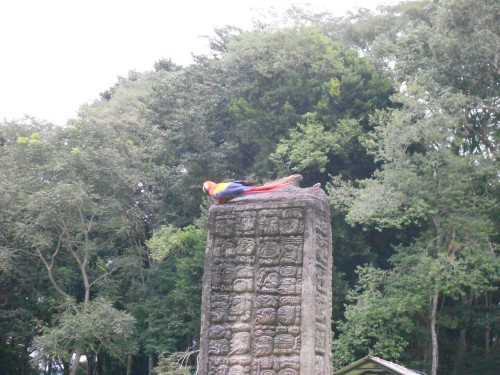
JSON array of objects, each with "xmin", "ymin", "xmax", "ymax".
[{"xmin": 203, "ymin": 181, "xmax": 213, "ymax": 194}]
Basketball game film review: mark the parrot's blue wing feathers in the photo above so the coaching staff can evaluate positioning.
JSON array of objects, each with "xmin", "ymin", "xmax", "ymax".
[
  {"xmin": 212, "ymin": 182, "xmax": 254, "ymax": 199},
  {"xmin": 232, "ymin": 181, "xmax": 256, "ymax": 187}
]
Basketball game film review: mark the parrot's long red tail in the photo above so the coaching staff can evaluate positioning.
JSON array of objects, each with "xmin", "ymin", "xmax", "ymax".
[
  {"xmin": 242, "ymin": 175, "xmax": 302, "ymax": 195},
  {"xmin": 245, "ymin": 174, "xmax": 302, "ymax": 194},
  {"xmin": 243, "ymin": 182, "xmax": 288, "ymax": 194},
  {"xmin": 262, "ymin": 174, "xmax": 302, "ymax": 187}
]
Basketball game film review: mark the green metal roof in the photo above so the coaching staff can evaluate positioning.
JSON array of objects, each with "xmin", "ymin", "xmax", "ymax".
[{"xmin": 333, "ymin": 356, "xmax": 427, "ymax": 375}]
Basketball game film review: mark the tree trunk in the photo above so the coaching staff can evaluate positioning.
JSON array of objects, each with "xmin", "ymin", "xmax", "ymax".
[
  {"xmin": 453, "ymin": 327, "xmax": 466, "ymax": 375},
  {"xmin": 87, "ymin": 354, "xmax": 97, "ymax": 375},
  {"xmin": 62, "ymin": 360, "xmax": 71, "ymax": 375},
  {"xmin": 126, "ymin": 354, "xmax": 132, "ymax": 375},
  {"xmin": 96, "ymin": 352, "xmax": 104, "ymax": 375},
  {"xmin": 70, "ymin": 232, "xmax": 90, "ymax": 375},
  {"xmin": 453, "ymin": 293, "xmax": 474, "ymax": 375},
  {"xmin": 148, "ymin": 354, "xmax": 154, "ymax": 375},
  {"xmin": 87, "ymin": 355, "xmax": 93, "ymax": 375},
  {"xmin": 485, "ymin": 291, "xmax": 491, "ymax": 355},
  {"xmin": 15, "ymin": 340, "xmax": 26, "ymax": 375},
  {"xmin": 70, "ymin": 348, "xmax": 83, "ymax": 375},
  {"xmin": 430, "ymin": 282, "xmax": 439, "ymax": 375}
]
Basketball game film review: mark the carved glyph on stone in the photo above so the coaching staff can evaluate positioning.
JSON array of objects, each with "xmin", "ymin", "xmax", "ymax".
[{"xmin": 199, "ymin": 185, "xmax": 332, "ymax": 375}]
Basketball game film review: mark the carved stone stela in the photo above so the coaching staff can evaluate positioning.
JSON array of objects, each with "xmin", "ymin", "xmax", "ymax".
[{"xmin": 199, "ymin": 187, "xmax": 332, "ymax": 375}]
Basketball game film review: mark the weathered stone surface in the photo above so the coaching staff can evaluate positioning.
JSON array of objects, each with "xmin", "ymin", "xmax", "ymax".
[{"xmin": 199, "ymin": 185, "xmax": 333, "ymax": 375}]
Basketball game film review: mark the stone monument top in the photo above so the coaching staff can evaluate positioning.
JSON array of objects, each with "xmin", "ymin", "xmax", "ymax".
[{"xmin": 223, "ymin": 184, "xmax": 327, "ymax": 205}]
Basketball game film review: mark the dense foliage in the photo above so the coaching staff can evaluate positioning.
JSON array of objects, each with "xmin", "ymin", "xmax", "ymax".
[{"xmin": 1, "ymin": 1, "xmax": 498, "ymax": 374}]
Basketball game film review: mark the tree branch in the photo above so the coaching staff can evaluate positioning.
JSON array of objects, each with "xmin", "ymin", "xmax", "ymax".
[
  {"xmin": 35, "ymin": 248, "xmax": 72, "ymax": 301},
  {"xmin": 64, "ymin": 225, "xmax": 91, "ymax": 306},
  {"xmin": 49, "ymin": 230, "xmax": 65, "ymax": 271},
  {"xmin": 88, "ymin": 265, "xmax": 122, "ymax": 289}
]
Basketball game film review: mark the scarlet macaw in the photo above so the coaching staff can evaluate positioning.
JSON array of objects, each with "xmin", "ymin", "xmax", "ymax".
[{"xmin": 203, "ymin": 175, "xmax": 302, "ymax": 203}]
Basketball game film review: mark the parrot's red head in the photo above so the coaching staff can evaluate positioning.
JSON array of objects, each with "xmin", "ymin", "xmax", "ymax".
[{"xmin": 203, "ymin": 181, "xmax": 216, "ymax": 194}]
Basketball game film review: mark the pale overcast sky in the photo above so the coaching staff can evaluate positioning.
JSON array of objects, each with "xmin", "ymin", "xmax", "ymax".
[{"xmin": 0, "ymin": 0, "xmax": 398, "ymax": 124}]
